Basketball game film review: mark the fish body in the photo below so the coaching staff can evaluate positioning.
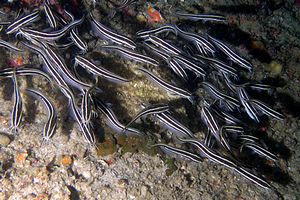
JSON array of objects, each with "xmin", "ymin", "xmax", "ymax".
[
  {"xmin": 10, "ymin": 71, "xmax": 23, "ymax": 133},
  {"xmin": 26, "ymin": 89, "xmax": 57, "ymax": 143}
]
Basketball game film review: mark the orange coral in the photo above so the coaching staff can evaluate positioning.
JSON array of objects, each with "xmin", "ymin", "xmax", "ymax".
[
  {"xmin": 16, "ymin": 56, "xmax": 23, "ymax": 66},
  {"xmin": 60, "ymin": 155, "xmax": 73, "ymax": 167},
  {"xmin": 16, "ymin": 152, "xmax": 27, "ymax": 164},
  {"xmin": 8, "ymin": 55, "xmax": 23, "ymax": 68},
  {"xmin": 146, "ymin": 4, "xmax": 163, "ymax": 23}
]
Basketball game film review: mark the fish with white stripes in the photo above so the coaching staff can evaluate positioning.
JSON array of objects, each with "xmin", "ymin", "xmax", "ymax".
[
  {"xmin": 152, "ymin": 143, "xmax": 203, "ymax": 163},
  {"xmin": 201, "ymin": 82, "xmax": 239, "ymax": 110},
  {"xmin": 92, "ymin": 95, "xmax": 143, "ymax": 136},
  {"xmin": 177, "ymin": 137, "xmax": 272, "ymax": 189},
  {"xmin": 100, "ymin": 45, "xmax": 159, "ymax": 66},
  {"xmin": 176, "ymin": 12, "xmax": 226, "ymax": 22},
  {"xmin": 0, "ymin": 39, "xmax": 22, "ymax": 52},
  {"xmin": 249, "ymin": 99, "xmax": 284, "ymax": 120},
  {"xmin": 90, "ymin": 13, "xmax": 136, "ymax": 49},
  {"xmin": 155, "ymin": 112, "xmax": 194, "ymax": 138},
  {"xmin": 240, "ymin": 142, "xmax": 278, "ymax": 161},
  {"xmin": 75, "ymin": 55, "xmax": 129, "ymax": 84},
  {"xmin": 10, "ymin": 71, "xmax": 23, "ymax": 134},
  {"xmin": 26, "ymin": 88, "xmax": 57, "ymax": 143},
  {"xmin": 61, "ymin": 85, "xmax": 96, "ymax": 146},
  {"xmin": 237, "ymin": 87, "xmax": 259, "ymax": 122},
  {"xmin": 145, "ymin": 35, "xmax": 183, "ymax": 55},
  {"xmin": 136, "ymin": 25, "xmax": 177, "ymax": 39},
  {"xmin": 44, "ymin": 0, "xmax": 57, "ymax": 29},
  {"xmin": 138, "ymin": 68, "xmax": 194, "ymax": 103},
  {"xmin": 6, "ymin": 9, "xmax": 40, "ymax": 34},
  {"xmin": 208, "ymin": 35, "xmax": 253, "ymax": 72},
  {"xmin": 175, "ymin": 25, "xmax": 216, "ymax": 56},
  {"xmin": 0, "ymin": 67, "xmax": 52, "ymax": 83},
  {"xmin": 124, "ymin": 103, "xmax": 169, "ymax": 131},
  {"xmin": 18, "ymin": 16, "xmax": 84, "ymax": 41}
]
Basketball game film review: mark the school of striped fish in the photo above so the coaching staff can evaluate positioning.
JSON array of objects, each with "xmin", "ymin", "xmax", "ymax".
[{"xmin": 0, "ymin": 1, "xmax": 285, "ymax": 196}]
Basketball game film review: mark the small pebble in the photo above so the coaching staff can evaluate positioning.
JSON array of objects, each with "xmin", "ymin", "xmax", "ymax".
[
  {"xmin": 117, "ymin": 178, "xmax": 129, "ymax": 188},
  {"xmin": 0, "ymin": 132, "xmax": 11, "ymax": 146},
  {"xmin": 137, "ymin": 14, "xmax": 147, "ymax": 23},
  {"xmin": 140, "ymin": 185, "xmax": 148, "ymax": 197},
  {"xmin": 268, "ymin": 60, "xmax": 282, "ymax": 76}
]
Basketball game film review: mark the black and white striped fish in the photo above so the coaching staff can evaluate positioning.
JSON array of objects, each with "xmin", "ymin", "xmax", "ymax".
[
  {"xmin": 237, "ymin": 135, "xmax": 260, "ymax": 143},
  {"xmin": 18, "ymin": 16, "xmax": 84, "ymax": 41},
  {"xmin": 175, "ymin": 25, "xmax": 216, "ymax": 56},
  {"xmin": 80, "ymin": 87, "xmax": 96, "ymax": 128},
  {"xmin": 155, "ymin": 112, "xmax": 194, "ymax": 138},
  {"xmin": 249, "ymin": 99, "xmax": 284, "ymax": 120},
  {"xmin": 195, "ymin": 54, "xmax": 238, "ymax": 76},
  {"xmin": 143, "ymin": 42, "xmax": 169, "ymax": 61},
  {"xmin": 90, "ymin": 13, "xmax": 136, "ymax": 49},
  {"xmin": 240, "ymin": 142, "xmax": 278, "ymax": 161},
  {"xmin": 167, "ymin": 57, "xmax": 189, "ymax": 81},
  {"xmin": 100, "ymin": 45, "xmax": 159, "ymax": 66},
  {"xmin": 177, "ymin": 137, "xmax": 237, "ymax": 169},
  {"xmin": 210, "ymin": 102, "xmax": 242, "ymax": 125},
  {"xmin": 152, "ymin": 143, "xmax": 203, "ymax": 163},
  {"xmin": 200, "ymin": 104, "xmax": 221, "ymax": 142},
  {"xmin": 70, "ymin": 28, "xmax": 88, "ymax": 52},
  {"xmin": 176, "ymin": 12, "xmax": 226, "ymax": 22},
  {"xmin": 234, "ymin": 166, "xmax": 272, "ymax": 190},
  {"xmin": 138, "ymin": 68, "xmax": 194, "ymax": 103},
  {"xmin": 201, "ymin": 82, "xmax": 239, "ymax": 110},
  {"xmin": 124, "ymin": 103, "xmax": 169, "ymax": 131},
  {"xmin": 75, "ymin": 55, "xmax": 129, "ymax": 84},
  {"xmin": 237, "ymin": 87, "xmax": 259, "ymax": 122},
  {"xmin": 38, "ymin": 41, "xmax": 92, "ymax": 90},
  {"xmin": 177, "ymin": 137, "xmax": 272, "ymax": 189},
  {"xmin": 171, "ymin": 54, "xmax": 207, "ymax": 77},
  {"xmin": 92, "ymin": 96, "xmax": 143, "ymax": 136},
  {"xmin": 0, "ymin": 39, "xmax": 22, "ymax": 52},
  {"xmin": 6, "ymin": 9, "xmax": 40, "ymax": 34},
  {"xmin": 219, "ymin": 125, "xmax": 244, "ymax": 152},
  {"xmin": 145, "ymin": 35, "xmax": 183, "ymax": 55},
  {"xmin": 44, "ymin": 0, "xmax": 57, "ymax": 29},
  {"xmin": 22, "ymin": 41, "xmax": 69, "ymax": 89},
  {"xmin": 61, "ymin": 85, "xmax": 96, "ymax": 146},
  {"xmin": 223, "ymin": 73, "xmax": 273, "ymax": 94},
  {"xmin": 26, "ymin": 88, "xmax": 57, "ymax": 143},
  {"xmin": 63, "ymin": 9, "xmax": 88, "ymax": 52},
  {"xmin": 10, "ymin": 70, "xmax": 23, "ymax": 134},
  {"xmin": 208, "ymin": 35, "xmax": 253, "ymax": 72},
  {"xmin": 136, "ymin": 25, "xmax": 177, "ymax": 39},
  {"xmin": 0, "ymin": 67, "xmax": 52, "ymax": 83}
]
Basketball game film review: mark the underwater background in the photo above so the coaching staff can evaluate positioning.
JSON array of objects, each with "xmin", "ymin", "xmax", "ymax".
[{"xmin": 0, "ymin": 0, "xmax": 299, "ymax": 199}]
